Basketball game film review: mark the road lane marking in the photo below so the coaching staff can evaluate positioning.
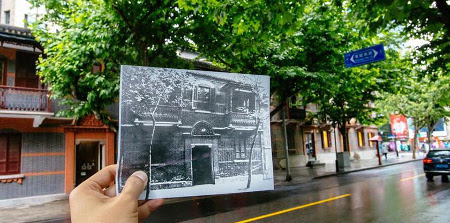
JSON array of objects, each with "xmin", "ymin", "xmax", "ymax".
[
  {"xmin": 234, "ymin": 194, "xmax": 351, "ymax": 223},
  {"xmin": 400, "ymin": 174, "xmax": 425, "ymax": 182}
]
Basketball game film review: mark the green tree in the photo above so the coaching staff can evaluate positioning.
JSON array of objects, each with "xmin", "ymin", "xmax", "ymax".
[
  {"xmin": 377, "ymin": 65, "xmax": 450, "ymax": 157},
  {"xmin": 31, "ymin": 0, "xmax": 194, "ymax": 128},
  {"xmin": 186, "ymin": 0, "xmax": 402, "ymax": 152},
  {"xmin": 349, "ymin": 0, "xmax": 450, "ymax": 80}
]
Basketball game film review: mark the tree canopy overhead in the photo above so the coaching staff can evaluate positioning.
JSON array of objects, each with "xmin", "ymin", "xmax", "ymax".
[
  {"xmin": 31, "ymin": 0, "xmax": 412, "ymax": 137},
  {"xmin": 31, "ymin": 0, "xmax": 196, "ymax": 128},
  {"xmin": 349, "ymin": 0, "xmax": 450, "ymax": 78}
]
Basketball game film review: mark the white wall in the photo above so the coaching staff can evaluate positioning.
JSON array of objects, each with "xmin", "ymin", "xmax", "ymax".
[{"xmin": 0, "ymin": 0, "xmax": 45, "ymax": 28}]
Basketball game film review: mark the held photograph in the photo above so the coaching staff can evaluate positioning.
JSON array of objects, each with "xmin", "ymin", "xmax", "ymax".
[{"xmin": 116, "ymin": 66, "xmax": 273, "ymax": 199}]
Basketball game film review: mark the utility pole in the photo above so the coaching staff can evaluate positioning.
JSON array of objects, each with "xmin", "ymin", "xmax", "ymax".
[{"xmin": 281, "ymin": 106, "xmax": 292, "ymax": 182}]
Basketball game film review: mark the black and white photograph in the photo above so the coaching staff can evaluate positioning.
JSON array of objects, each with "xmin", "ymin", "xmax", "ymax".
[{"xmin": 116, "ymin": 66, "xmax": 273, "ymax": 199}]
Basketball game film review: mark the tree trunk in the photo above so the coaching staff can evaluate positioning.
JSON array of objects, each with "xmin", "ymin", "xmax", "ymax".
[
  {"xmin": 413, "ymin": 121, "xmax": 419, "ymax": 159},
  {"xmin": 427, "ymin": 122, "xmax": 438, "ymax": 151},
  {"xmin": 427, "ymin": 128, "xmax": 432, "ymax": 151},
  {"xmin": 246, "ymin": 119, "xmax": 261, "ymax": 189},
  {"xmin": 340, "ymin": 121, "xmax": 349, "ymax": 152},
  {"xmin": 145, "ymin": 98, "xmax": 161, "ymax": 199},
  {"xmin": 281, "ymin": 107, "xmax": 292, "ymax": 182}
]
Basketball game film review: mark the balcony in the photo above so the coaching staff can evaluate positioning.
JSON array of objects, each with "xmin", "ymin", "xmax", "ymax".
[
  {"xmin": 287, "ymin": 107, "xmax": 306, "ymax": 120},
  {"xmin": 227, "ymin": 112, "xmax": 257, "ymax": 127},
  {"xmin": 0, "ymin": 86, "xmax": 50, "ymax": 112}
]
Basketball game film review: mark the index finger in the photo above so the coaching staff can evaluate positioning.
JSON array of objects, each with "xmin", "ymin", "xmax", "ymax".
[{"xmin": 82, "ymin": 164, "xmax": 116, "ymax": 189}]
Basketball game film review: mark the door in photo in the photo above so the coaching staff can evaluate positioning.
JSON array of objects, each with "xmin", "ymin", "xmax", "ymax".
[
  {"xmin": 192, "ymin": 145, "xmax": 214, "ymax": 185},
  {"xmin": 76, "ymin": 141, "xmax": 101, "ymax": 186}
]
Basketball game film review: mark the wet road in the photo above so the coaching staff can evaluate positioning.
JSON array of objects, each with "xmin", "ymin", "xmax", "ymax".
[{"xmin": 146, "ymin": 161, "xmax": 449, "ymax": 223}]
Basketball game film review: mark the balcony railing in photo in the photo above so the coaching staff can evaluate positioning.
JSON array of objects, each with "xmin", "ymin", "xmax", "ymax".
[{"xmin": 0, "ymin": 86, "xmax": 50, "ymax": 112}]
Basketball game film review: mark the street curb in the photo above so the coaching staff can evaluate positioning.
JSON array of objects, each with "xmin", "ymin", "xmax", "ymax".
[{"xmin": 313, "ymin": 159, "xmax": 422, "ymax": 179}]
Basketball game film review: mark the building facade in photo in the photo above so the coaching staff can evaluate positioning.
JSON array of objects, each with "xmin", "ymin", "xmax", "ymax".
[{"xmin": 118, "ymin": 67, "xmax": 272, "ymax": 193}]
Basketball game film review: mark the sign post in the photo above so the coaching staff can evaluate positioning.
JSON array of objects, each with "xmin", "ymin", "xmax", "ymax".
[{"xmin": 344, "ymin": 44, "xmax": 386, "ymax": 68}]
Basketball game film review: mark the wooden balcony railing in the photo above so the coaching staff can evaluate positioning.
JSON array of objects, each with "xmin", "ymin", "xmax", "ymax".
[
  {"xmin": 227, "ymin": 112, "xmax": 257, "ymax": 126},
  {"xmin": 0, "ymin": 86, "xmax": 50, "ymax": 112}
]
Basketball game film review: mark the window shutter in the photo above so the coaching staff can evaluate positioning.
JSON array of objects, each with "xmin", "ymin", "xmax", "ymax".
[
  {"xmin": 0, "ymin": 135, "xmax": 7, "ymax": 175},
  {"xmin": 7, "ymin": 134, "xmax": 21, "ymax": 174}
]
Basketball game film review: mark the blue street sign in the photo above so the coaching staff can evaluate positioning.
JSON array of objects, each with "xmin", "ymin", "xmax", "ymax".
[{"xmin": 344, "ymin": 44, "xmax": 386, "ymax": 68}]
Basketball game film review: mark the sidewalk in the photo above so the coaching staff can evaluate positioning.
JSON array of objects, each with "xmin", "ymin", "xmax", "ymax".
[
  {"xmin": 274, "ymin": 151, "xmax": 422, "ymax": 186},
  {"xmin": 0, "ymin": 152, "xmax": 422, "ymax": 223}
]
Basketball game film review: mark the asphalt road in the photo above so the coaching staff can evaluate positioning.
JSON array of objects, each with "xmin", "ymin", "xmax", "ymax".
[{"xmin": 146, "ymin": 161, "xmax": 449, "ymax": 223}]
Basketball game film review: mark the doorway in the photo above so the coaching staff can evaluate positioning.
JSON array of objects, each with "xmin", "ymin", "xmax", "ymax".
[
  {"xmin": 76, "ymin": 141, "xmax": 101, "ymax": 186},
  {"xmin": 192, "ymin": 145, "xmax": 214, "ymax": 185},
  {"xmin": 305, "ymin": 132, "xmax": 316, "ymax": 160}
]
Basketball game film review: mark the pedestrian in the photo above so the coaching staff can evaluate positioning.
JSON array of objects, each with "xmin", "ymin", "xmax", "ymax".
[
  {"xmin": 69, "ymin": 165, "xmax": 164, "ymax": 223},
  {"xmin": 383, "ymin": 146, "xmax": 388, "ymax": 160},
  {"xmin": 421, "ymin": 144, "xmax": 426, "ymax": 153}
]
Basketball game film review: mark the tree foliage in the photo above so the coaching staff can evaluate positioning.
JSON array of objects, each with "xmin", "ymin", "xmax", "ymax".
[
  {"xmin": 31, "ymin": 0, "xmax": 194, "ymax": 128},
  {"xmin": 377, "ymin": 51, "xmax": 450, "ymax": 156},
  {"xmin": 183, "ymin": 0, "xmax": 404, "ymax": 151},
  {"xmin": 349, "ymin": 0, "xmax": 450, "ymax": 79}
]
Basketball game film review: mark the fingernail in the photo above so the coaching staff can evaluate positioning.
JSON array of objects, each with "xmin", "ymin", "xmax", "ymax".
[{"xmin": 132, "ymin": 171, "xmax": 148, "ymax": 183}]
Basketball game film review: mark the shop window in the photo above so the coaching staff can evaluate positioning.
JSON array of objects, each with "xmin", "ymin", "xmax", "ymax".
[
  {"xmin": 358, "ymin": 130, "xmax": 365, "ymax": 147},
  {"xmin": 321, "ymin": 130, "xmax": 332, "ymax": 148},
  {"xmin": 0, "ymin": 133, "xmax": 22, "ymax": 175},
  {"xmin": 232, "ymin": 89, "xmax": 255, "ymax": 113}
]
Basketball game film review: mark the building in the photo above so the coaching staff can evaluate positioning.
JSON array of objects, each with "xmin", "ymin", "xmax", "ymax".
[
  {"xmin": 1, "ymin": 0, "xmax": 45, "ymax": 28},
  {"xmin": 118, "ymin": 67, "xmax": 272, "ymax": 194},
  {"xmin": 270, "ymin": 97, "xmax": 379, "ymax": 168},
  {"xmin": 0, "ymin": 6, "xmax": 117, "ymax": 201}
]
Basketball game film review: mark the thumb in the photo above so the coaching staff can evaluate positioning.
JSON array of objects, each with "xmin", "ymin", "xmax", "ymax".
[{"xmin": 120, "ymin": 171, "xmax": 148, "ymax": 201}]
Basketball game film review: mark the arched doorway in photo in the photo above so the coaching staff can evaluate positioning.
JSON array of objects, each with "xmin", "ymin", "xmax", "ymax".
[{"xmin": 192, "ymin": 145, "xmax": 214, "ymax": 185}]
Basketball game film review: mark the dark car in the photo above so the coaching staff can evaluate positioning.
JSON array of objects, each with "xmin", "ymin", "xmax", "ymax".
[{"xmin": 423, "ymin": 150, "xmax": 450, "ymax": 181}]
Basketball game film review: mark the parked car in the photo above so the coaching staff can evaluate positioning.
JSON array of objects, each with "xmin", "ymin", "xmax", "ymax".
[{"xmin": 423, "ymin": 149, "xmax": 450, "ymax": 181}]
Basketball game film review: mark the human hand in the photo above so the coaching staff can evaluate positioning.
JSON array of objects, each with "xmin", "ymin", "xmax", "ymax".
[{"xmin": 69, "ymin": 165, "xmax": 164, "ymax": 223}]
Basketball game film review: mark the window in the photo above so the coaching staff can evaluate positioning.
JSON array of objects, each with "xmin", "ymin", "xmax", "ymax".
[
  {"xmin": 287, "ymin": 125, "xmax": 297, "ymax": 155},
  {"xmin": 0, "ymin": 133, "xmax": 22, "ymax": 175},
  {"xmin": 235, "ymin": 138, "xmax": 246, "ymax": 159},
  {"xmin": 24, "ymin": 14, "xmax": 28, "ymax": 28},
  {"xmin": 183, "ymin": 85, "xmax": 193, "ymax": 100},
  {"xmin": 368, "ymin": 132, "xmax": 374, "ymax": 147},
  {"xmin": 321, "ymin": 130, "xmax": 332, "ymax": 148},
  {"xmin": 4, "ymin": 11, "xmax": 10, "ymax": 25},
  {"xmin": 92, "ymin": 63, "xmax": 102, "ymax": 73},
  {"xmin": 196, "ymin": 86, "xmax": 210, "ymax": 102},
  {"xmin": 232, "ymin": 89, "xmax": 255, "ymax": 113},
  {"xmin": 193, "ymin": 85, "xmax": 211, "ymax": 110},
  {"xmin": 358, "ymin": 130, "xmax": 365, "ymax": 147}
]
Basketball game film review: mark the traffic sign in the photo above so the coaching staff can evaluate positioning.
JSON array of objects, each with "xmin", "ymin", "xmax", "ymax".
[{"xmin": 344, "ymin": 44, "xmax": 386, "ymax": 68}]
